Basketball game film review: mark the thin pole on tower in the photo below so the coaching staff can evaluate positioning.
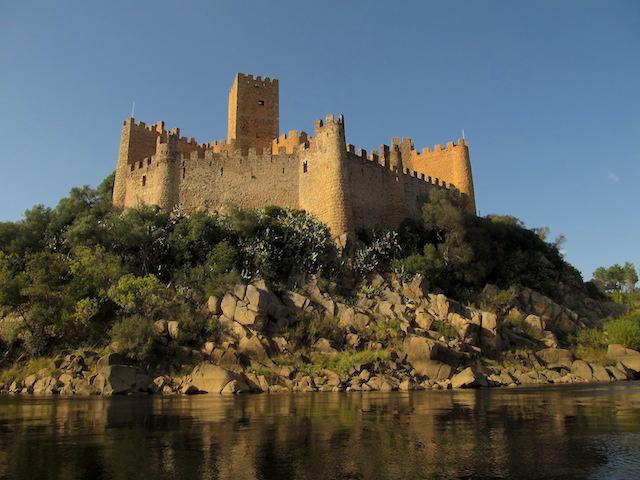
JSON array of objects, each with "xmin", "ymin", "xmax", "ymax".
[
  {"xmin": 462, "ymin": 129, "xmax": 465, "ymax": 140},
  {"xmin": 131, "ymin": 101, "xmax": 136, "ymax": 118}
]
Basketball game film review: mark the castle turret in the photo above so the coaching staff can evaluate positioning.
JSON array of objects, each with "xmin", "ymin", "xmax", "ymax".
[
  {"xmin": 150, "ymin": 132, "xmax": 180, "ymax": 210},
  {"xmin": 227, "ymin": 73, "xmax": 279, "ymax": 153},
  {"xmin": 387, "ymin": 142, "xmax": 406, "ymax": 226},
  {"xmin": 450, "ymin": 139, "xmax": 476, "ymax": 214},
  {"xmin": 113, "ymin": 118, "xmax": 164, "ymax": 208},
  {"xmin": 112, "ymin": 119, "xmax": 134, "ymax": 208},
  {"xmin": 299, "ymin": 115, "xmax": 354, "ymax": 240}
]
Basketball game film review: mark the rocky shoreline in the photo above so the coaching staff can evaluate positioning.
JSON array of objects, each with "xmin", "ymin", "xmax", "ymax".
[{"xmin": 2, "ymin": 275, "xmax": 638, "ymax": 396}]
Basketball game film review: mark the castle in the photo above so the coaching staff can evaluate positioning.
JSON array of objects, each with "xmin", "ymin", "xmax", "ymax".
[{"xmin": 112, "ymin": 73, "xmax": 476, "ymax": 239}]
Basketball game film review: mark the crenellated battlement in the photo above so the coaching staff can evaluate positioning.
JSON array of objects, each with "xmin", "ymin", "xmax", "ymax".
[
  {"xmin": 313, "ymin": 114, "xmax": 345, "ymax": 133},
  {"xmin": 125, "ymin": 117, "xmax": 166, "ymax": 134},
  {"xmin": 236, "ymin": 72, "xmax": 278, "ymax": 86},
  {"xmin": 271, "ymin": 130, "xmax": 309, "ymax": 154},
  {"xmin": 345, "ymin": 141, "xmax": 456, "ymax": 190},
  {"xmin": 414, "ymin": 138, "xmax": 466, "ymax": 156},
  {"xmin": 113, "ymin": 72, "xmax": 476, "ymax": 236}
]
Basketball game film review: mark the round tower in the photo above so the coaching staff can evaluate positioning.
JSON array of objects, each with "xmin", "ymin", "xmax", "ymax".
[{"xmin": 298, "ymin": 115, "xmax": 354, "ymax": 240}]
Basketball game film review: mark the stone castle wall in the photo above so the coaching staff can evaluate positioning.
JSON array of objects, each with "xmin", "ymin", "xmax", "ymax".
[{"xmin": 113, "ymin": 73, "xmax": 476, "ymax": 237}]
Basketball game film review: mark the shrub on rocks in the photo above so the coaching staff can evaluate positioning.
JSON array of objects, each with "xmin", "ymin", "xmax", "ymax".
[
  {"xmin": 605, "ymin": 313, "xmax": 640, "ymax": 350},
  {"xmin": 108, "ymin": 315, "xmax": 157, "ymax": 362}
]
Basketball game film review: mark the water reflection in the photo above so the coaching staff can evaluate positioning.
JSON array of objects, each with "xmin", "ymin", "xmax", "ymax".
[{"xmin": 1, "ymin": 383, "xmax": 639, "ymax": 479}]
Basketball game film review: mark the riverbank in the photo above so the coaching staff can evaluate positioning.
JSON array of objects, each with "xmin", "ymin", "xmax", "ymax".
[{"xmin": 2, "ymin": 274, "xmax": 638, "ymax": 396}]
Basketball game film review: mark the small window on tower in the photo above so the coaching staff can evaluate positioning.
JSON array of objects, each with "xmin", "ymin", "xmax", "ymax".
[
  {"xmin": 257, "ymin": 100, "xmax": 265, "ymax": 106},
  {"xmin": 142, "ymin": 175, "xmax": 146, "ymax": 186}
]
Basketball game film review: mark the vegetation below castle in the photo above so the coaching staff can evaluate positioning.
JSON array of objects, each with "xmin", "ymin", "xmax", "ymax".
[{"xmin": 0, "ymin": 173, "xmax": 638, "ymax": 394}]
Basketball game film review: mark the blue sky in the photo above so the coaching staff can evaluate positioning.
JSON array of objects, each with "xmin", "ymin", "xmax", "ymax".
[{"xmin": 0, "ymin": 1, "xmax": 638, "ymax": 279}]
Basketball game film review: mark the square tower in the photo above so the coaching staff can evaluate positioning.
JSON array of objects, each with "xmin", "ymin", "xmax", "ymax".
[{"xmin": 227, "ymin": 73, "xmax": 279, "ymax": 152}]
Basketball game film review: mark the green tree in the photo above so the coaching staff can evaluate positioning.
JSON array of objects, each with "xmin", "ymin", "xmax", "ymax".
[
  {"xmin": 593, "ymin": 262, "xmax": 638, "ymax": 294},
  {"xmin": 107, "ymin": 274, "xmax": 169, "ymax": 319},
  {"xmin": 17, "ymin": 252, "xmax": 72, "ymax": 354},
  {"xmin": 169, "ymin": 211, "xmax": 226, "ymax": 268},
  {"xmin": 109, "ymin": 315, "xmax": 157, "ymax": 362},
  {"xmin": 100, "ymin": 205, "xmax": 173, "ymax": 277},
  {"xmin": 0, "ymin": 205, "xmax": 52, "ymax": 255},
  {"xmin": 69, "ymin": 246, "xmax": 123, "ymax": 301}
]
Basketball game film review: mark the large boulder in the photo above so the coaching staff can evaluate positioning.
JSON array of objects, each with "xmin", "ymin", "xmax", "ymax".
[
  {"xmin": 414, "ymin": 308, "xmax": 435, "ymax": 330},
  {"xmin": 448, "ymin": 312, "xmax": 480, "ymax": 346},
  {"xmin": 367, "ymin": 375, "xmax": 397, "ymax": 392},
  {"xmin": 167, "ymin": 321, "xmax": 180, "ymax": 340},
  {"xmin": 479, "ymin": 310, "xmax": 502, "ymax": 353},
  {"xmin": 32, "ymin": 376, "xmax": 60, "ymax": 395},
  {"xmin": 189, "ymin": 364, "xmax": 249, "ymax": 394},
  {"xmin": 73, "ymin": 378, "xmax": 99, "ymax": 396},
  {"xmin": 94, "ymin": 365, "xmax": 151, "ymax": 395},
  {"xmin": 221, "ymin": 379, "xmax": 251, "ymax": 394},
  {"xmin": 536, "ymin": 348, "xmax": 573, "ymax": 370},
  {"xmin": 606, "ymin": 365, "xmax": 629, "ymax": 381},
  {"xmin": 23, "ymin": 374, "xmax": 38, "ymax": 392},
  {"xmin": 403, "ymin": 335, "xmax": 459, "ymax": 379},
  {"xmin": 590, "ymin": 363, "xmax": 612, "ymax": 382},
  {"xmin": 606, "ymin": 344, "xmax": 640, "ymax": 376},
  {"xmin": 221, "ymin": 293, "xmax": 238, "ymax": 320},
  {"xmin": 245, "ymin": 284, "xmax": 271, "ymax": 312},
  {"xmin": 523, "ymin": 314, "xmax": 545, "ymax": 332},
  {"xmin": 282, "ymin": 291, "xmax": 309, "ymax": 310},
  {"xmin": 238, "ymin": 335, "xmax": 269, "ymax": 361},
  {"xmin": 207, "ymin": 295, "xmax": 222, "ymax": 315},
  {"xmin": 451, "ymin": 367, "xmax": 488, "ymax": 388},
  {"xmin": 428, "ymin": 294, "xmax": 453, "ymax": 319},
  {"xmin": 402, "ymin": 275, "xmax": 429, "ymax": 302},
  {"xmin": 571, "ymin": 360, "xmax": 593, "ymax": 381},
  {"xmin": 234, "ymin": 303, "xmax": 266, "ymax": 330},
  {"xmin": 96, "ymin": 352, "xmax": 132, "ymax": 370},
  {"xmin": 417, "ymin": 360, "xmax": 452, "ymax": 380}
]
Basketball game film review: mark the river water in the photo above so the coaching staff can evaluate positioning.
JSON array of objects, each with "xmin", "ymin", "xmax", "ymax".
[{"xmin": 0, "ymin": 382, "xmax": 639, "ymax": 479}]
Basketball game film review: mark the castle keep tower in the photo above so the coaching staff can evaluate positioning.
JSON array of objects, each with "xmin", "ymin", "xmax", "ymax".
[
  {"xmin": 112, "ymin": 73, "xmax": 476, "ymax": 237},
  {"xmin": 227, "ymin": 73, "xmax": 279, "ymax": 153}
]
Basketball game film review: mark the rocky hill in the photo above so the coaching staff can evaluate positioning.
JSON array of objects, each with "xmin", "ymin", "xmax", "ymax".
[{"xmin": 3, "ymin": 273, "xmax": 636, "ymax": 396}]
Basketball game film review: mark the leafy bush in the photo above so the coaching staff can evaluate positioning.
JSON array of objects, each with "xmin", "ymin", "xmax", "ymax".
[
  {"xmin": 109, "ymin": 315, "xmax": 157, "ymax": 362},
  {"xmin": 604, "ymin": 313, "xmax": 640, "ymax": 350},
  {"xmin": 391, "ymin": 244, "xmax": 445, "ymax": 281},
  {"xmin": 284, "ymin": 312, "xmax": 343, "ymax": 349},
  {"xmin": 431, "ymin": 319, "xmax": 458, "ymax": 340},
  {"xmin": 0, "ymin": 357, "xmax": 56, "ymax": 385},
  {"xmin": 107, "ymin": 274, "xmax": 168, "ymax": 318},
  {"xmin": 480, "ymin": 287, "xmax": 518, "ymax": 313},
  {"xmin": 573, "ymin": 328, "xmax": 607, "ymax": 350},
  {"xmin": 173, "ymin": 304, "xmax": 210, "ymax": 346},
  {"xmin": 232, "ymin": 206, "xmax": 335, "ymax": 280},
  {"xmin": 303, "ymin": 350, "xmax": 390, "ymax": 376},
  {"xmin": 570, "ymin": 327, "xmax": 609, "ymax": 363},
  {"xmin": 369, "ymin": 315, "xmax": 402, "ymax": 342},
  {"xmin": 353, "ymin": 230, "xmax": 401, "ymax": 275}
]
